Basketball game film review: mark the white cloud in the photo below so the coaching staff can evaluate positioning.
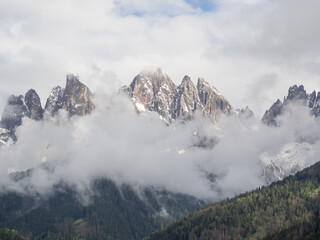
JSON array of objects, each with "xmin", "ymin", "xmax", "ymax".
[
  {"xmin": 0, "ymin": 97, "xmax": 319, "ymax": 201},
  {"xmin": 1, "ymin": 0, "xmax": 319, "ymax": 117}
]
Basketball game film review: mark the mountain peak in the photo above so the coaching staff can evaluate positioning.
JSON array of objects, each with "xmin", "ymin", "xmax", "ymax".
[
  {"xmin": 67, "ymin": 72, "xmax": 79, "ymax": 80},
  {"xmin": 25, "ymin": 89, "xmax": 43, "ymax": 120},
  {"xmin": 139, "ymin": 66, "xmax": 164, "ymax": 76},
  {"xmin": 197, "ymin": 77, "xmax": 234, "ymax": 122},
  {"xmin": 197, "ymin": 77, "xmax": 210, "ymax": 88},
  {"xmin": 127, "ymin": 67, "xmax": 176, "ymax": 122},
  {"xmin": 175, "ymin": 76, "xmax": 202, "ymax": 120},
  {"xmin": 0, "ymin": 73, "xmax": 94, "ymax": 145},
  {"xmin": 62, "ymin": 74, "xmax": 94, "ymax": 117},
  {"xmin": 44, "ymin": 74, "xmax": 94, "ymax": 117},
  {"xmin": 66, "ymin": 73, "xmax": 80, "ymax": 88},
  {"xmin": 275, "ymin": 98, "xmax": 282, "ymax": 104},
  {"xmin": 123, "ymin": 68, "xmax": 235, "ymax": 123},
  {"xmin": 287, "ymin": 84, "xmax": 307, "ymax": 101},
  {"xmin": 182, "ymin": 75, "xmax": 191, "ymax": 82},
  {"xmin": 262, "ymin": 84, "xmax": 320, "ymax": 126}
]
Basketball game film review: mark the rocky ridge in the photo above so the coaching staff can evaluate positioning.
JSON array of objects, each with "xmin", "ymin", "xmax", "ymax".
[
  {"xmin": 45, "ymin": 73, "xmax": 94, "ymax": 117},
  {"xmin": 122, "ymin": 67, "xmax": 235, "ymax": 123},
  {"xmin": 262, "ymin": 85, "xmax": 320, "ymax": 126},
  {"xmin": 0, "ymin": 73, "xmax": 94, "ymax": 145}
]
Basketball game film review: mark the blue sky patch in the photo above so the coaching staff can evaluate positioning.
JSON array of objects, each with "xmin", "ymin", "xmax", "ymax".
[
  {"xmin": 113, "ymin": 0, "xmax": 217, "ymax": 18},
  {"xmin": 185, "ymin": 0, "xmax": 216, "ymax": 12}
]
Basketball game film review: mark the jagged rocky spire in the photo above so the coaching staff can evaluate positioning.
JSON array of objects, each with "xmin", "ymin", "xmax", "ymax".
[
  {"xmin": 262, "ymin": 85, "xmax": 320, "ymax": 126},
  {"xmin": 197, "ymin": 77, "xmax": 234, "ymax": 122},
  {"xmin": 61, "ymin": 73, "xmax": 94, "ymax": 116},
  {"xmin": 122, "ymin": 67, "xmax": 235, "ymax": 123},
  {"xmin": 262, "ymin": 99, "xmax": 283, "ymax": 126},
  {"xmin": 174, "ymin": 75, "xmax": 203, "ymax": 120},
  {"xmin": 0, "ymin": 73, "xmax": 95, "ymax": 145},
  {"xmin": 0, "ymin": 89, "xmax": 43, "ymax": 143},
  {"xmin": 25, "ymin": 89, "xmax": 43, "ymax": 120},
  {"xmin": 45, "ymin": 86, "xmax": 64, "ymax": 116},
  {"xmin": 44, "ymin": 73, "xmax": 94, "ymax": 117},
  {"xmin": 125, "ymin": 67, "xmax": 176, "ymax": 122}
]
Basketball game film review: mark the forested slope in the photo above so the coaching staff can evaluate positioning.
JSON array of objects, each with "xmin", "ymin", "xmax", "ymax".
[
  {"xmin": 148, "ymin": 162, "xmax": 320, "ymax": 240},
  {"xmin": 0, "ymin": 179, "xmax": 204, "ymax": 240},
  {"xmin": 0, "ymin": 228, "xmax": 26, "ymax": 240}
]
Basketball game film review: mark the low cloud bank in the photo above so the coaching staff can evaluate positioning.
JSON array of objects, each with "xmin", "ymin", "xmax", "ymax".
[{"xmin": 0, "ymin": 96, "xmax": 319, "ymax": 202}]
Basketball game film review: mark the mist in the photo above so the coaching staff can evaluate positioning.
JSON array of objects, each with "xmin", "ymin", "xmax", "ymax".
[{"xmin": 0, "ymin": 93, "xmax": 319, "ymax": 202}]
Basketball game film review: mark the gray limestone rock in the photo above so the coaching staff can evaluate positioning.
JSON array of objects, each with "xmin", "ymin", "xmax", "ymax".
[
  {"xmin": 128, "ymin": 67, "xmax": 176, "ymax": 122},
  {"xmin": 262, "ymin": 99, "xmax": 283, "ymax": 126},
  {"xmin": 197, "ymin": 77, "xmax": 234, "ymax": 122},
  {"xmin": 61, "ymin": 73, "xmax": 95, "ymax": 117},
  {"xmin": 174, "ymin": 75, "xmax": 203, "ymax": 120},
  {"xmin": 25, "ymin": 89, "xmax": 43, "ymax": 120},
  {"xmin": 45, "ymin": 86, "xmax": 64, "ymax": 116},
  {"xmin": 44, "ymin": 74, "xmax": 94, "ymax": 117},
  {"xmin": 122, "ymin": 67, "xmax": 235, "ymax": 123},
  {"xmin": 0, "ymin": 95, "xmax": 28, "ymax": 131},
  {"xmin": 262, "ymin": 85, "xmax": 320, "ymax": 126}
]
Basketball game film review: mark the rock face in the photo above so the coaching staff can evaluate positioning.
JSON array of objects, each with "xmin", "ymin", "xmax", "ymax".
[
  {"xmin": 0, "ymin": 74, "xmax": 94, "ymax": 145},
  {"xmin": 262, "ymin": 85, "xmax": 320, "ymax": 126},
  {"xmin": 0, "ymin": 90, "xmax": 43, "ymax": 144},
  {"xmin": 122, "ymin": 67, "xmax": 234, "ymax": 123},
  {"xmin": 0, "ymin": 95, "xmax": 28, "ymax": 131},
  {"xmin": 309, "ymin": 91, "xmax": 320, "ymax": 117},
  {"xmin": 262, "ymin": 99, "xmax": 283, "ymax": 126},
  {"xmin": 125, "ymin": 67, "xmax": 176, "ymax": 122},
  {"xmin": 25, "ymin": 89, "xmax": 43, "ymax": 120},
  {"xmin": 61, "ymin": 73, "xmax": 94, "ymax": 116},
  {"xmin": 1, "ymin": 73, "xmax": 94, "ymax": 132},
  {"xmin": 260, "ymin": 142, "xmax": 314, "ymax": 184},
  {"xmin": 44, "ymin": 86, "xmax": 64, "ymax": 116},
  {"xmin": 174, "ymin": 76, "xmax": 203, "ymax": 120},
  {"xmin": 287, "ymin": 85, "xmax": 307, "ymax": 100},
  {"xmin": 44, "ymin": 73, "xmax": 94, "ymax": 117},
  {"xmin": 197, "ymin": 77, "xmax": 234, "ymax": 122},
  {"xmin": 0, "ymin": 127, "xmax": 11, "ymax": 145}
]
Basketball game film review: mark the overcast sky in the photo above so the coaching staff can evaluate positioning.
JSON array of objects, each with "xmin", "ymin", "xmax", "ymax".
[{"xmin": 1, "ymin": 0, "xmax": 320, "ymax": 117}]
